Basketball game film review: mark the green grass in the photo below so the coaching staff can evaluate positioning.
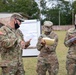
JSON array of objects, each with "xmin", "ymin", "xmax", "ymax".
[
  {"xmin": 56, "ymin": 31, "xmax": 68, "ymax": 75},
  {"xmin": 0, "ymin": 31, "xmax": 68, "ymax": 75}
]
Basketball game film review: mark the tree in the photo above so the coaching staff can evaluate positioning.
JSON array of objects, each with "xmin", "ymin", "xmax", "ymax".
[
  {"xmin": 40, "ymin": 0, "xmax": 72, "ymax": 25},
  {"xmin": 72, "ymin": 1, "xmax": 76, "ymax": 14},
  {"xmin": 57, "ymin": 0, "xmax": 72, "ymax": 25},
  {"xmin": 0, "ymin": 0, "xmax": 40, "ymax": 19}
]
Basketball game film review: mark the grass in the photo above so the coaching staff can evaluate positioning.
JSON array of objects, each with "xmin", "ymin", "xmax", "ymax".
[
  {"xmin": 56, "ymin": 31, "xmax": 68, "ymax": 75},
  {"xmin": 0, "ymin": 31, "xmax": 68, "ymax": 75}
]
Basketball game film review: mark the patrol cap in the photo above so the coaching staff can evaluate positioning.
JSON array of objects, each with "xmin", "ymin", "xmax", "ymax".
[
  {"xmin": 44, "ymin": 21, "xmax": 53, "ymax": 26},
  {"xmin": 11, "ymin": 13, "xmax": 25, "ymax": 22}
]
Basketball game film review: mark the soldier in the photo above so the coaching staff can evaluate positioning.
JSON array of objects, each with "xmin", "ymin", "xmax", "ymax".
[
  {"xmin": 64, "ymin": 24, "xmax": 76, "ymax": 75},
  {"xmin": 36, "ymin": 21, "xmax": 59, "ymax": 75},
  {"xmin": 0, "ymin": 13, "xmax": 31, "ymax": 75}
]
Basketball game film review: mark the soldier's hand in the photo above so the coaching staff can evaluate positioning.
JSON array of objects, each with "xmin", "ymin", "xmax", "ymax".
[
  {"xmin": 45, "ymin": 45, "xmax": 49, "ymax": 50},
  {"xmin": 41, "ymin": 38, "xmax": 46, "ymax": 46},
  {"xmin": 25, "ymin": 39, "xmax": 31, "ymax": 49},
  {"xmin": 20, "ymin": 41, "xmax": 26, "ymax": 49}
]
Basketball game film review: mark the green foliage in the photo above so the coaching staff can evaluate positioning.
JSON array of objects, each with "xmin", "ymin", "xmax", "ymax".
[
  {"xmin": 43, "ymin": 9, "xmax": 59, "ymax": 25},
  {"xmin": 40, "ymin": 0, "xmax": 73, "ymax": 25},
  {"xmin": 0, "ymin": 0, "xmax": 40, "ymax": 19}
]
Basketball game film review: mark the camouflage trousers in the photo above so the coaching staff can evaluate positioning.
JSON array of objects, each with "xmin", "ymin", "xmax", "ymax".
[
  {"xmin": 1, "ymin": 63, "xmax": 25, "ymax": 75},
  {"xmin": 66, "ymin": 58, "xmax": 76, "ymax": 75},
  {"xmin": 36, "ymin": 58, "xmax": 59, "ymax": 75}
]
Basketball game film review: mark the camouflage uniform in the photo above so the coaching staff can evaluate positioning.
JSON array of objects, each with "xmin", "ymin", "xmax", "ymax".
[
  {"xmin": 0, "ymin": 25, "xmax": 25, "ymax": 75},
  {"xmin": 36, "ymin": 31, "xmax": 59, "ymax": 75},
  {"xmin": 64, "ymin": 27, "xmax": 76, "ymax": 75}
]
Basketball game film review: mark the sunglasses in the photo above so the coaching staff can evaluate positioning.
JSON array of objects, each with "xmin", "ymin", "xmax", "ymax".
[
  {"xmin": 15, "ymin": 18, "xmax": 22, "ymax": 22},
  {"xmin": 17, "ymin": 19, "xmax": 22, "ymax": 22}
]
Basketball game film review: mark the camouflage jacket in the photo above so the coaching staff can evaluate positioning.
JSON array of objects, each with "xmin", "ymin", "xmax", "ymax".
[
  {"xmin": 64, "ymin": 28, "xmax": 76, "ymax": 59},
  {"xmin": 36, "ymin": 31, "xmax": 58, "ymax": 57},
  {"xmin": 0, "ymin": 26, "xmax": 24, "ymax": 67}
]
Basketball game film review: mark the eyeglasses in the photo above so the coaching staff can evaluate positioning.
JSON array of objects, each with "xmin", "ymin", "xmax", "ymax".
[{"xmin": 15, "ymin": 18, "xmax": 22, "ymax": 22}]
